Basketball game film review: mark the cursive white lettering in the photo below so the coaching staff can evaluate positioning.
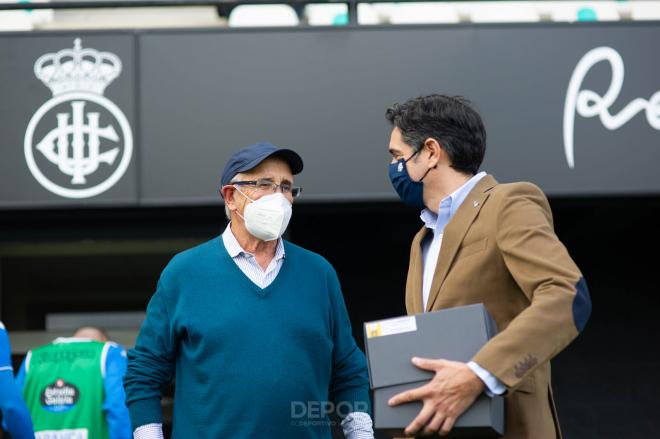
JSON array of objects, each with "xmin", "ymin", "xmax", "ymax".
[{"xmin": 563, "ymin": 46, "xmax": 660, "ymax": 168}]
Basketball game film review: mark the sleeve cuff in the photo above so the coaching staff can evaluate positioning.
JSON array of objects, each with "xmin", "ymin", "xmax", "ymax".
[
  {"xmin": 127, "ymin": 398, "xmax": 163, "ymax": 431},
  {"xmin": 332, "ymin": 388, "xmax": 372, "ymax": 418},
  {"xmin": 134, "ymin": 423, "xmax": 164, "ymax": 439},
  {"xmin": 467, "ymin": 361, "xmax": 506, "ymax": 396},
  {"xmin": 341, "ymin": 412, "xmax": 374, "ymax": 439}
]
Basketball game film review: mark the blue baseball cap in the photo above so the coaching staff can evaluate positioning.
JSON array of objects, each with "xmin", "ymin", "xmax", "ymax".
[{"xmin": 220, "ymin": 142, "xmax": 304, "ymax": 187}]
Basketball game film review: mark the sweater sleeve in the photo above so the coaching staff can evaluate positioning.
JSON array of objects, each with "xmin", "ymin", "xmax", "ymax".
[
  {"xmin": 123, "ymin": 277, "xmax": 177, "ymax": 430},
  {"xmin": 326, "ymin": 267, "xmax": 372, "ymax": 418},
  {"xmin": 103, "ymin": 343, "xmax": 132, "ymax": 439},
  {"xmin": 0, "ymin": 323, "xmax": 35, "ymax": 439}
]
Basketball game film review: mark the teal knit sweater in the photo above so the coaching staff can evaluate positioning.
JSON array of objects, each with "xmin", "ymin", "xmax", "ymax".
[{"xmin": 124, "ymin": 237, "xmax": 371, "ymax": 438}]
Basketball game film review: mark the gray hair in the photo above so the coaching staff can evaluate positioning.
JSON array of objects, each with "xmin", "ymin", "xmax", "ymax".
[{"xmin": 224, "ymin": 173, "xmax": 244, "ymax": 220}]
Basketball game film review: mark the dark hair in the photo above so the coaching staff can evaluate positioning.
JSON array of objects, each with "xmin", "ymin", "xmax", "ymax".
[{"xmin": 385, "ymin": 94, "xmax": 486, "ymax": 175}]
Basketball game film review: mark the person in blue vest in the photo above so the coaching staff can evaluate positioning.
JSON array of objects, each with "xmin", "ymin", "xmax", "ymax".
[
  {"xmin": 15, "ymin": 326, "xmax": 131, "ymax": 439},
  {"xmin": 124, "ymin": 142, "xmax": 374, "ymax": 439},
  {"xmin": 0, "ymin": 321, "xmax": 35, "ymax": 439}
]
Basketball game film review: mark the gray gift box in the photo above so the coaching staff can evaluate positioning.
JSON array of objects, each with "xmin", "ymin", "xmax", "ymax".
[{"xmin": 364, "ymin": 303, "xmax": 505, "ymax": 438}]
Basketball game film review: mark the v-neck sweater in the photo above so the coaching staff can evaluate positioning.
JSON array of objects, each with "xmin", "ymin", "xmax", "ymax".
[{"xmin": 124, "ymin": 236, "xmax": 370, "ymax": 438}]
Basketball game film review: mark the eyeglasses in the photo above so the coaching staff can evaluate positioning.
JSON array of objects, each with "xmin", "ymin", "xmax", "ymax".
[{"xmin": 233, "ymin": 179, "xmax": 303, "ymax": 198}]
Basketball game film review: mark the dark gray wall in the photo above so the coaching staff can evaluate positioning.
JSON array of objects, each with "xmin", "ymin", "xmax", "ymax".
[{"xmin": 2, "ymin": 23, "xmax": 660, "ymax": 209}]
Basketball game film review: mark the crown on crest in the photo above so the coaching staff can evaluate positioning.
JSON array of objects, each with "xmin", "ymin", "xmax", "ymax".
[{"xmin": 34, "ymin": 38, "xmax": 122, "ymax": 96}]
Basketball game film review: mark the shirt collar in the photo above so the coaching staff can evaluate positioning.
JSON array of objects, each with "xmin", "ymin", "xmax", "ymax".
[
  {"xmin": 222, "ymin": 223, "xmax": 285, "ymax": 261},
  {"xmin": 420, "ymin": 171, "xmax": 487, "ymax": 230}
]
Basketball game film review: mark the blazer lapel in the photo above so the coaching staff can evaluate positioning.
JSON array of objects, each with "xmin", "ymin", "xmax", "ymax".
[
  {"xmin": 406, "ymin": 226, "xmax": 428, "ymax": 315},
  {"xmin": 425, "ymin": 175, "xmax": 498, "ymax": 312}
]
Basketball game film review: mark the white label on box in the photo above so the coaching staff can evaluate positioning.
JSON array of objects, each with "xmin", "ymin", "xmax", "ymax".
[{"xmin": 366, "ymin": 316, "xmax": 417, "ymax": 338}]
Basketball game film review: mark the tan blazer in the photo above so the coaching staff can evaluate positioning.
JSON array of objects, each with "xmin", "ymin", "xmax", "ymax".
[{"xmin": 404, "ymin": 175, "xmax": 590, "ymax": 439}]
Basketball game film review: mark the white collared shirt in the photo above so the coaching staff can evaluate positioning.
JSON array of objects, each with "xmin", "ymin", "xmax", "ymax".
[
  {"xmin": 420, "ymin": 172, "xmax": 486, "ymax": 310},
  {"xmin": 418, "ymin": 172, "xmax": 506, "ymax": 396},
  {"xmin": 221, "ymin": 223, "xmax": 286, "ymax": 288}
]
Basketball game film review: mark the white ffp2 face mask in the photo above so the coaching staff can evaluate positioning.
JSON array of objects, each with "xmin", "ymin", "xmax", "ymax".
[{"xmin": 235, "ymin": 190, "xmax": 292, "ymax": 242}]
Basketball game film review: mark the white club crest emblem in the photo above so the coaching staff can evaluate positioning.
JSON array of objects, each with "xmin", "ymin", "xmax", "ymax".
[
  {"xmin": 24, "ymin": 39, "xmax": 133, "ymax": 199},
  {"xmin": 397, "ymin": 162, "xmax": 403, "ymax": 172}
]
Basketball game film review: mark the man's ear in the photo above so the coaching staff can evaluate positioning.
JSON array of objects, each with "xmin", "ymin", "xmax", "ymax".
[
  {"xmin": 221, "ymin": 186, "xmax": 237, "ymax": 213},
  {"xmin": 423, "ymin": 137, "xmax": 444, "ymax": 169}
]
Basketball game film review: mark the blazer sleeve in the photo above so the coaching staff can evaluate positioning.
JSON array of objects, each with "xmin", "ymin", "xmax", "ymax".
[{"xmin": 472, "ymin": 183, "xmax": 592, "ymax": 389}]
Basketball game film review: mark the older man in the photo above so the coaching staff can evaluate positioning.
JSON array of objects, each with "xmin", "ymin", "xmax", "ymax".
[{"xmin": 124, "ymin": 142, "xmax": 373, "ymax": 438}]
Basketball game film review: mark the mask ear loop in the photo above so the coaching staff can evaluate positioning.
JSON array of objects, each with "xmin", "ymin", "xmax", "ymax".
[
  {"xmin": 232, "ymin": 185, "xmax": 254, "ymax": 221},
  {"xmin": 405, "ymin": 148, "xmax": 435, "ymax": 182},
  {"xmin": 403, "ymin": 149, "xmax": 419, "ymax": 164},
  {"xmin": 418, "ymin": 165, "xmax": 435, "ymax": 182}
]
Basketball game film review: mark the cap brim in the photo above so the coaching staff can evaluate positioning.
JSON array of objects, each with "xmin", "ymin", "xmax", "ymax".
[
  {"xmin": 269, "ymin": 149, "xmax": 304, "ymax": 175},
  {"xmin": 236, "ymin": 148, "xmax": 304, "ymax": 176}
]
